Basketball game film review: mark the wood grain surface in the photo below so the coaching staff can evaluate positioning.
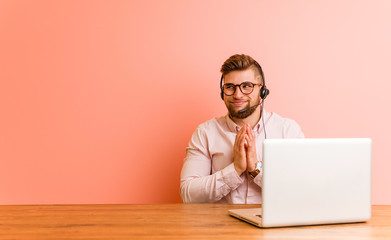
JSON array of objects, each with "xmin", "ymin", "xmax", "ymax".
[{"xmin": 0, "ymin": 204, "xmax": 390, "ymax": 240}]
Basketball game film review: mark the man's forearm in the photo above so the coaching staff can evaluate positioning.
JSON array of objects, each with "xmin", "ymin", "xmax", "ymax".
[{"xmin": 180, "ymin": 163, "xmax": 244, "ymax": 203}]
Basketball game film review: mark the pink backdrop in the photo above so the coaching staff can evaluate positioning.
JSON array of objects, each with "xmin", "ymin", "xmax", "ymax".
[{"xmin": 1, "ymin": 0, "xmax": 390, "ymax": 204}]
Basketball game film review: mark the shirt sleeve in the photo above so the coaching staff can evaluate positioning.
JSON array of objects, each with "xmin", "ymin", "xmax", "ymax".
[
  {"xmin": 180, "ymin": 127, "xmax": 244, "ymax": 203},
  {"xmin": 283, "ymin": 119, "xmax": 305, "ymax": 138}
]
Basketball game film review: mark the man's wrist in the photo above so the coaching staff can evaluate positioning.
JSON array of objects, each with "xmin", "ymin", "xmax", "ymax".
[
  {"xmin": 247, "ymin": 162, "xmax": 257, "ymax": 172},
  {"xmin": 234, "ymin": 164, "xmax": 245, "ymax": 176}
]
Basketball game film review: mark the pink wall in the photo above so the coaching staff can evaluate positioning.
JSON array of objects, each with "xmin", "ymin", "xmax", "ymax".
[{"xmin": 1, "ymin": 0, "xmax": 390, "ymax": 204}]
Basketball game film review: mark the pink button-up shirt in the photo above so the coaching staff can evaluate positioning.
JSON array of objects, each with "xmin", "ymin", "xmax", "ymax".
[{"xmin": 180, "ymin": 110, "xmax": 304, "ymax": 204}]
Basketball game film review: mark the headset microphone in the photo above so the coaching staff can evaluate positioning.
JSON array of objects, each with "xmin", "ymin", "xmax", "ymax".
[{"xmin": 238, "ymin": 102, "xmax": 262, "ymax": 114}]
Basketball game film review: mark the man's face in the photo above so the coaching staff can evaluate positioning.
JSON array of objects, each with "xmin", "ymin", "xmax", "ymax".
[{"xmin": 222, "ymin": 68, "xmax": 262, "ymax": 119}]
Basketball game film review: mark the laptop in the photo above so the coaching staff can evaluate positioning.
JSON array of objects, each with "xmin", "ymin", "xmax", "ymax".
[{"xmin": 229, "ymin": 138, "xmax": 372, "ymax": 228}]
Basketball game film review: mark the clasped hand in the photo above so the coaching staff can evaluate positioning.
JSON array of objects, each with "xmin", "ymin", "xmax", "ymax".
[{"xmin": 233, "ymin": 123, "xmax": 258, "ymax": 175}]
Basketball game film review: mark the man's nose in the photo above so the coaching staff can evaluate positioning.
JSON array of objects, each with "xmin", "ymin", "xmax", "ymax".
[{"xmin": 233, "ymin": 85, "xmax": 244, "ymax": 98}]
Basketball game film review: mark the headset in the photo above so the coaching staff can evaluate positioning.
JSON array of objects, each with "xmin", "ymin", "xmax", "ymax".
[{"xmin": 220, "ymin": 60, "xmax": 269, "ymax": 100}]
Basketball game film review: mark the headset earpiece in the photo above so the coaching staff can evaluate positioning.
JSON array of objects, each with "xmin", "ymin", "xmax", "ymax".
[
  {"xmin": 220, "ymin": 75, "xmax": 224, "ymax": 100},
  {"xmin": 260, "ymin": 86, "xmax": 269, "ymax": 99}
]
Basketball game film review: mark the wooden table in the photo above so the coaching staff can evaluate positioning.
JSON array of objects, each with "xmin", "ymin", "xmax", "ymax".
[{"xmin": 0, "ymin": 204, "xmax": 390, "ymax": 239}]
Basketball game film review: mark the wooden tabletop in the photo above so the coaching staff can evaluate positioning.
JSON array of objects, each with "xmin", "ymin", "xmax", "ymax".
[{"xmin": 0, "ymin": 204, "xmax": 390, "ymax": 240}]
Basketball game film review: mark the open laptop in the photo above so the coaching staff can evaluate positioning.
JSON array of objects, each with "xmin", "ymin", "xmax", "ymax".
[{"xmin": 229, "ymin": 138, "xmax": 372, "ymax": 228}]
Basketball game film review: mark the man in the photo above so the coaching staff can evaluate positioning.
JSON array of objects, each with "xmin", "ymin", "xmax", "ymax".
[{"xmin": 180, "ymin": 54, "xmax": 304, "ymax": 203}]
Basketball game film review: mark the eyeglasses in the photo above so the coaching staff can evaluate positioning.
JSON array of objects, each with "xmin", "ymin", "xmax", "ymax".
[{"xmin": 222, "ymin": 82, "xmax": 262, "ymax": 96}]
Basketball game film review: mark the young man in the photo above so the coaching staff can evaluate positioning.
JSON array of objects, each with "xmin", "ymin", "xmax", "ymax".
[{"xmin": 180, "ymin": 54, "xmax": 304, "ymax": 203}]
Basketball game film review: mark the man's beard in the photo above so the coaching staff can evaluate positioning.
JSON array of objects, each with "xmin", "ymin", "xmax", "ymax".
[{"xmin": 228, "ymin": 99, "xmax": 260, "ymax": 119}]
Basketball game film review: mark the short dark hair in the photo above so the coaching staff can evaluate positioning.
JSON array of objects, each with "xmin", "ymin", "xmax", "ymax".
[{"xmin": 220, "ymin": 54, "xmax": 262, "ymax": 80}]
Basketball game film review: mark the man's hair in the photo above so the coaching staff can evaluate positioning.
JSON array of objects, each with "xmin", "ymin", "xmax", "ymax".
[{"xmin": 220, "ymin": 54, "xmax": 262, "ymax": 80}]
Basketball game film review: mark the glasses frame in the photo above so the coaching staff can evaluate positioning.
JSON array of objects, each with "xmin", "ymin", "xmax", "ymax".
[{"xmin": 222, "ymin": 81, "xmax": 262, "ymax": 96}]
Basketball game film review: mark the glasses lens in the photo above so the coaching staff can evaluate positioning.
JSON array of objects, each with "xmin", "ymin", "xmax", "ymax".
[
  {"xmin": 240, "ymin": 82, "xmax": 254, "ymax": 94},
  {"xmin": 223, "ymin": 84, "xmax": 235, "ymax": 95}
]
